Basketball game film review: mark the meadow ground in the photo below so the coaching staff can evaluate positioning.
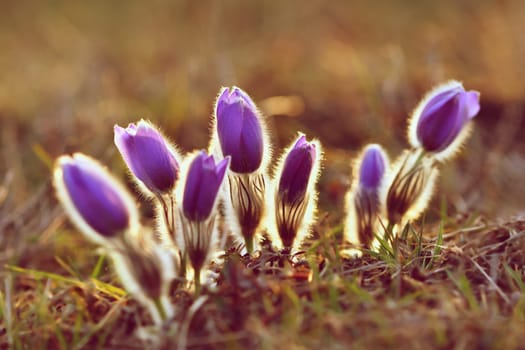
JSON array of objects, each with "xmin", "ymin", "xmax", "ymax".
[{"xmin": 1, "ymin": 1, "xmax": 525, "ymax": 349}]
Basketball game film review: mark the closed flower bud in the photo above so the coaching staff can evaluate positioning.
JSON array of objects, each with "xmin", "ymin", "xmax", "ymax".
[
  {"xmin": 211, "ymin": 86, "xmax": 272, "ymax": 254},
  {"xmin": 182, "ymin": 151, "xmax": 230, "ymax": 222},
  {"xmin": 114, "ymin": 120, "xmax": 182, "ymax": 195},
  {"xmin": 53, "ymin": 153, "xmax": 139, "ymax": 245},
  {"xmin": 278, "ymin": 136, "xmax": 316, "ymax": 204},
  {"xmin": 176, "ymin": 151, "xmax": 230, "ymax": 291},
  {"xmin": 408, "ymin": 81, "xmax": 480, "ymax": 160},
  {"xmin": 270, "ymin": 134, "xmax": 322, "ymax": 251},
  {"xmin": 214, "ymin": 87, "xmax": 266, "ymax": 174},
  {"xmin": 345, "ymin": 144, "xmax": 389, "ymax": 252},
  {"xmin": 384, "ymin": 149, "xmax": 438, "ymax": 226}
]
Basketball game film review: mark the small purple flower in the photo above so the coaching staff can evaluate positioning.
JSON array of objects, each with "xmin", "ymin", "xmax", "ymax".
[
  {"xmin": 215, "ymin": 87, "xmax": 263, "ymax": 173},
  {"xmin": 345, "ymin": 144, "xmax": 389, "ymax": 250},
  {"xmin": 413, "ymin": 82, "xmax": 480, "ymax": 153},
  {"xmin": 114, "ymin": 120, "xmax": 180, "ymax": 194},
  {"xmin": 359, "ymin": 144, "xmax": 387, "ymax": 190},
  {"xmin": 183, "ymin": 151, "xmax": 230, "ymax": 221},
  {"xmin": 55, "ymin": 154, "xmax": 134, "ymax": 238},
  {"xmin": 278, "ymin": 135, "xmax": 316, "ymax": 205}
]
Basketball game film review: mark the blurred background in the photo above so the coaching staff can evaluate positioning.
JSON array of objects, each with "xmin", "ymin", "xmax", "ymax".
[{"xmin": 1, "ymin": 0, "xmax": 525, "ymax": 234}]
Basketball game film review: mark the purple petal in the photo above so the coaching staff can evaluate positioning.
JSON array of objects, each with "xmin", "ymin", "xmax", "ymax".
[
  {"xmin": 216, "ymin": 88, "xmax": 231, "ymax": 119},
  {"xmin": 416, "ymin": 87, "xmax": 473, "ymax": 152},
  {"xmin": 465, "ymin": 91, "xmax": 480, "ymax": 119}
]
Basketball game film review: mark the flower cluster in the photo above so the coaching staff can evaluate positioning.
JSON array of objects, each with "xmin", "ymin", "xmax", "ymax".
[
  {"xmin": 53, "ymin": 81, "xmax": 480, "ymax": 324},
  {"xmin": 53, "ymin": 86, "xmax": 322, "ymax": 323},
  {"xmin": 344, "ymin": 80, "xmax": 480, "ymax": 254}
]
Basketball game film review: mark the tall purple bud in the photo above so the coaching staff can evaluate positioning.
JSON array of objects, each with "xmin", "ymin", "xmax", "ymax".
[
  {"xmin": 272, "ymin": 134, "xmax": 322, "ymax": 251},
  {"xmin": 408, "ymin": 81, "xmax": 480, "ymax": 160},
  {"xmin": 177, "ymin": 151, "xmax": 230, "ymax": 292},
  {"xmin": 53, "ymin": 153, "xmax": 139, "ymax": 245},
  {"xmin": 114, "ymin": 120, "xmax": 181, "ymax": 195},
  {"xmin": 215, "ymin": 87, "xmax": 264, "ymax": 173},
  {"xmin": 212, "ymin": 86, "xmax": 271, "ymax": 254},
  {"xmin": 345, "ymin": 144, "xmax": 389, "ymax": 252}
]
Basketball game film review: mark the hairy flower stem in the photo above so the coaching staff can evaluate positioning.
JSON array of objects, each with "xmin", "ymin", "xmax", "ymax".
[
  {"xmin": 156, "ymin": 193, "xmax": 177, "ymax": 244},
  {"xmin": 228, "ymin": 173, "xmax": 265, "ymax": 254},
  {"xmin": 245, "ymin": 237, "xmax": 254, "ymax": 255},
  {"xmin": 179, "ymin": 250, "xmax": 187, "ymax": 280}
]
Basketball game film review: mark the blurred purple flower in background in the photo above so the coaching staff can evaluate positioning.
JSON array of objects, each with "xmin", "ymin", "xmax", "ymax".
[
  {"xmin": 359, "ymin": 144, "xmax": 387, "ymax": 190},
  {"xmin": 114, "ymin": 120, "xmax": 181, "ymax": 194},
  {"xmin": 54, "ymin": 153, "xmax": 137, "ymax": 241},
  {"xmin": 216, "ymin": 87, "xmax": 263, "ymax": 173},
  {"xmin": 183, "ymin": 151, "xmax": 230, "ymax": 222},
  {"xmin": 345, "ymin": 144, "xmax": 389, "ymax": 251},
  {"xmin": 410, "ymin": 81, "xmax": 480, "ymax": 155}
]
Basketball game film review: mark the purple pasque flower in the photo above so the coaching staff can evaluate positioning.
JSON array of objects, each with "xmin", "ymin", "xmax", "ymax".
[
  {"xmin": 345, "ymin": 144, "xmax": 389, "ymax": 250},
  {"xmin": 411, "ymin": 81, "xmax": 480, "ymax": 153},
  {"xmin": 273, "ymin": 134, "xmax": 320, "ymax": 250},
  {"xmin": 54, "ymin": 153, "xmax": 137, "ymax": 240},
  {"xmin": 183, "ymin": 151, "xmax": 230, "ymax": 222},
  {"xmin": 215, "ymin": 86, "xmax": 263, "ymax": 173},
  {"xmin": 114, "ymin": 120, "xmax": 181, "ymax": 194},
  {"xmin": 278, "ymin": 135, "xmax": 316, "ymax": 205}
]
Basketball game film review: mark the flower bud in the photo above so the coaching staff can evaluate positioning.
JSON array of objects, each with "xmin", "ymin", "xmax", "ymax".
[
  {"xmin": 212, "ymin": 87, "xmax": 272, "ymax": 254},
  {"xmin": 215, "ymin": 87, "xmax": 265, "ymax": 173},
  {"xmin": 271, "ymin": 134, "xmax": 322, "ymax": 251},
  {"xmin": 114, "ymin": 120, "xmax": 182, "ymax": 194},
  {"xmin": 408, "ymin": 81, "xmax": 480, "ymax": 160},
  {"xmin": 182, "ymin": 151, "xmax": 230, "ymax": 222},
  {"xmin": 53, "ymin": 153, "xmax": 139, "ymax": 245},
  {"xmin": 345, "ymin": 144, "xmax": 389, "ymax": 251},
  {"xmin": 177, "ymin": 151, "xmax": 230, "ymax": 290},
  {"xmin": 279, "ymin": 135, "xmax": 316, "ymax": 204}
]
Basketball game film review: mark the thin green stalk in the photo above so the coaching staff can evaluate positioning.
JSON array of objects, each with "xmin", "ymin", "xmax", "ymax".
[
  {"xmin": 383, "ymin": 222, "xmax": 395, "ymax": 246},
  {"xmin": 90, "ymin": 254, "xmax": 106, "ymax": 279},
  {"xmin": 153, "ymin": 298, "xmax": 167, "ymax": 322}
]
